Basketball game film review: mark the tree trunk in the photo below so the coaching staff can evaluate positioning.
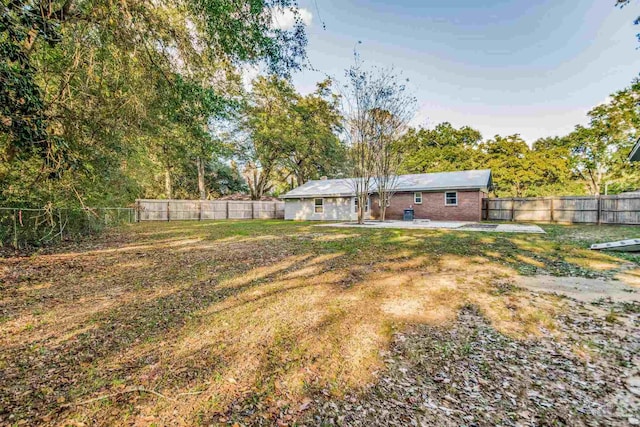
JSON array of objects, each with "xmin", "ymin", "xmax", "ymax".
[
  {"xmin": 594, "ymin": 167, "xmax": 604, "ymax": 195},
  {"xmin": 587, "ymin": 176, "xmax": 599, "ymax": 195},
  {"xmin": 357, "ymin": 192, "xmax": 368, "ymax": 224},
  {"xmin": 164, "ymin": 167, "xmax": 172, "ymax": 199},
  {"xmin": 256, "ymin": 172, "xmax": 268, "ymax": 200},
  {"xmin": 584, "ymin": 167, "xmax": 603, "ymax": 196},
  {"xmin": 197, "ymin": 156, "xmax": 206, "ymax": 199},
  {"xmin": 249, "ymin": 169, "xmax": 258, "ymax": 200},
  {"xmin": 377, "ymin": 190, "xmax": 389, "ymax": 222}
]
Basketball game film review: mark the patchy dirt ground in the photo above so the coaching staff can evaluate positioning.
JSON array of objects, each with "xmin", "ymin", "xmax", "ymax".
[
  {"xmin": 1, "ymin": 221, "xmax": 640, "ymax": 426},
  {"xmin": 306, "ymin": 301, "xmax": 640, "ymax": 427},
  {"xmin": 517, "ymin": 273, "xmax": 640, "ymax": 303}
]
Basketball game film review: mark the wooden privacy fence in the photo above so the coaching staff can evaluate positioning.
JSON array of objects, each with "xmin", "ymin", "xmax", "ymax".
[
  {"xmin": 135, "ymin": 199, "xmax": 285, "ymax": 221},
  {"xmin": 482, "ymin": 195, "xmax": 640, "ymax": 225}
]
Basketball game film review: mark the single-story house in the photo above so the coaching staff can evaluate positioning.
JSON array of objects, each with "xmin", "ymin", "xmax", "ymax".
[{"xmin": 281, "ymin": 169, "xmax": 493, "ymax": 221}]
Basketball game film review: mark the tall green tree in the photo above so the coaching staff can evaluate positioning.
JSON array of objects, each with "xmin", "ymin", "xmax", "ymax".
[
  {"xmin": 564, "ymin": 79, "xmax": 640, "ymax": 195},
  {"xmin": 281, "ymin": 79, "xmax": 345, "ymax": 187},
  {"xmin": 479, "ymin": 135, "xmax": 541, "ymax": 197},
  {"xmin": 240, "ymin": 76, "xmax": 297, "ymax": 199},
  {"xmin": 530, "ymin": 136, "xmax": 586, "ymax": 196},
  {"xmin": 476, "ymin": 134, "xmax": 580, "ymax": 197},
  {"xmin": 240, "ymin": 76, "xmax": 344, "ymax": 199},
  {"xmin": 0, "ymin": 0, "xmax": 307, "ymax": 207},
  {"xmin": 398, "ymin": 122, "xmax": 483, "ymax": 174}
]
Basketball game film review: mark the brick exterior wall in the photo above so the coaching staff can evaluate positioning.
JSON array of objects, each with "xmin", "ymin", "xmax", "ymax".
[{"xmin": 370, "ymin": 190, "xmax": 485, "ymax": 221}]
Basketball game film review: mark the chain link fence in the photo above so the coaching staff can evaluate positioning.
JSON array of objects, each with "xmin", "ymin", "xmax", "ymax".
[{"xmin": 0, "ymin": 207, "xmax": 135, "ymax": 249}]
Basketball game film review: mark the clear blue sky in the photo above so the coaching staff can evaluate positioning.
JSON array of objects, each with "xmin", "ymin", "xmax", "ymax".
[{"xmin": 289, "ymin": 0, "xmax": 640, "ymax": 142}]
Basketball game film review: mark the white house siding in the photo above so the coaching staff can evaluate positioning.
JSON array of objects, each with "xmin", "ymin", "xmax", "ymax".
[{"xmin": 284, "ymin": 197, "xmax": 369, "ymax": 221}]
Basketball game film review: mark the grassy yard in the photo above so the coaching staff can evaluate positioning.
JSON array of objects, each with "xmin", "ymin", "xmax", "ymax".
[{"xmin": 1, "ymin": 221, "xmax": 639, "ymax": 425}]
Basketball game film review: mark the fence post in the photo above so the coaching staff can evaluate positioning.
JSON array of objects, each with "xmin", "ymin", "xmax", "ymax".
[
  {"xmin": 226, "ymin": 201, "xmax": 229, "ymax": 219},
  {"xmin": 13, "ymin": 209, "xmax": 18, "ymax": 249},
  {"xmin": 58, "ymin": 209, "xmax": 63, "ymax": 241},
  {"xmin": 167, "ymin": 201, "xmax": 170, "ymax": 222},
  {"xmin": 198, "ymin": 200, "xmax": 202, "ymax": 221},
  {"xmin": 274, "ymin": 202, "xmax": 277, "ymax": 219},
  {"xmin": 549, "ymin": 197, "xmax": 554, "ymax": 223},
  {"xmin": 485, "ymin": 198, "xmax": 489, "ymax": 220},
  {"xmin": 252, "ymin": 202, "xmax": 255, "ymax": 219},
  {"xmin": 596, "ymin": 195, "xmax": 601, "ymax": 225},
  {"xmin": 510, "ymin": 198, "xmax": 515, "ymax": 222}
]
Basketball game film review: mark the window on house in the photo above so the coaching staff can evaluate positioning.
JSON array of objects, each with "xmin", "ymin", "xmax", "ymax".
[
  {"xmin": 445, "ymin": 192, "xmax": 458, "ymax": 206},
  {"xmin": 354, "ymin": 197, "xmax": 370, "ymax": 213},
  {"xmin": 314, "ymin": 198, "xmax": 324, "ymax": 213},
  {"xmin": 414, "ymin": 192, "xmax": 423, "ymax": 204},
  {"xmin": 378, "ymin": 197, "xmax": 391, "ymax": 207}
]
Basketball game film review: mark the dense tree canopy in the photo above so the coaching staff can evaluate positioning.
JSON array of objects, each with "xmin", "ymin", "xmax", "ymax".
[
  {"xmin": 562, "ymin": 80, "xmax": 640, "ymax": 195},
  {"xmin": 0, "ymin": 0, "xmax": 307, "ymax": 207},
  {"xmin": 1, "ymin": 2, "xmax": 640, "ymax": 211},
  {"xmin": 479, "ymin": 135, "xmax": 581, "ymax": 197},
  {"xmin": 396, "ymin": 79, "xmax": 640, "ymax": 197},
  {"xmin": 398, "ymin": 122, "xmax": 482, "ymax": 173},
  {"xmin": 238, "ymin": 75, "xmax": 344, "ymax": 199}
]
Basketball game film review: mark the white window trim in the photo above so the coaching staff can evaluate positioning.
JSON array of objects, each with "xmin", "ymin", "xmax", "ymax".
[
  {"xmin": 354, "ymin": 197, "xmax": 371, "ymax": 213},
  {"xmin": 444, "ymin": 191, "xmax": 458, "ymax": 206},
  {"xmin": 314, "ymin": 198, "xmax": 324, "ymax": 213},
  {"xmin": 414, "ymin": 192, "xmax": 423, "ymax": 204}
]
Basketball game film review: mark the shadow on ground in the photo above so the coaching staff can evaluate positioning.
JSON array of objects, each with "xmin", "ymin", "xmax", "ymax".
[{"xmin": 1, "ymin": 220, "xmax": 639, "ymax": 425}]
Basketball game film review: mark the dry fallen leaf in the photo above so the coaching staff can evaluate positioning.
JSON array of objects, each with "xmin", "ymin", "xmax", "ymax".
[{"xmin": 298, "ymin": 398, "xmax": 312, "ymax": 412}]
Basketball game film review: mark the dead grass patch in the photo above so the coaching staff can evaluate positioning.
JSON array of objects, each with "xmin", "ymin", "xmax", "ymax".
[
  {"xmin": 565, "ymin": 250, "xmax": 624, "ymax": 271},
  {"xmin": 615, "ymin": 268, "xmax": 640, "ymax": 287},
  {"xmin": 2, "ymin": 221, "xmax": 634, "ymax": 425},
  {"xmin": 312, "ymin": 233, "xmax": 358, "ymax": 242}
]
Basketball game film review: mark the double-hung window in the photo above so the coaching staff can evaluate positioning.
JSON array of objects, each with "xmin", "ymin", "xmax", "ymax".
[
  {"xmin": 354, "ymin": 197, "xmax": 370, "ymax": 213},
  {"xmin": 314, "ymin": 198, "xmax": 324, "ymax": 213},
  {"xmin": 414, "ymin": 192, "xmax": 423, "ymax": 204},
  {"xmin": 445, "ymin": 192, "xmax": 458, "ymax": 206}
]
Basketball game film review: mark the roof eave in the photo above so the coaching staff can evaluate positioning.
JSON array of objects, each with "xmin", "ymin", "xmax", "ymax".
[
  {"xmin": 629, "ymin": 139, "xmax": 640, "ymax": 162},
  {"xmin": 393, "ymin": 185, "xmax": 488, "ymax": 192},
  {"xmin": 282, "ymin": 186, "xmax": 490, "ymax": 198},
  {"xmin": 281, "ymin": 193, "xmax": 355, "ymax": 199}
]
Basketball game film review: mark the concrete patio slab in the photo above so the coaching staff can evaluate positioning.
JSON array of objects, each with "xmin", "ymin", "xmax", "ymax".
[
  {"xmin": 517, "ymin": 274, "xmax": 639, "ymax": 302},
  {"xmin": 494, "ymin": 224, "xmax": 546, "ymax": 234},
  {"xmin": 316, "ymin": 220, "xmax": 545, "ymax": 234}
]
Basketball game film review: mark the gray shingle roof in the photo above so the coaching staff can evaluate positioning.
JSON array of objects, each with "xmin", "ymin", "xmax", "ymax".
[{"xmin": 281, "ymin": 169, "xmax": 492, "ymax": 199}]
